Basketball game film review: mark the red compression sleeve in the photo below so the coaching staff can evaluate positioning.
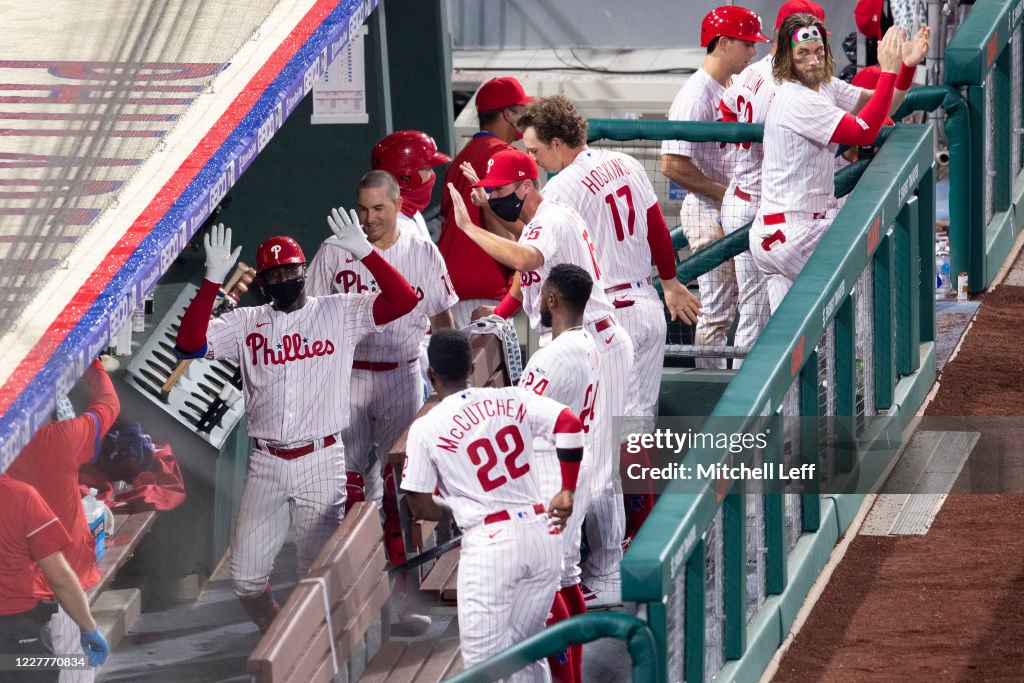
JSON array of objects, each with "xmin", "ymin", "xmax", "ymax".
[
  {"xmin": 646, "ymin": 203, "xmax": 677, "ymax": 280},
  {"xmin": 82, "ymin": 360, "xmax": 120, "ymax": 439},
  {"xmin": 830, "ymin": 72, "xmax": 896, "ymax": 147},
  {"xmin": 554, "ymin": 408, "xmax": 584, "ymax": 490},
  {"xmin": 895, "ymin": 62, "xmax": 916, "ymax": 90},
  {"xmin": 363, "ymin": 250, "xmax": 418, "ymax": 325},
  {"xmin": 175, "ymin": 279, "xmax": 219, "ymax": 356},
  {"xmin": 494, "ymin": 292, "xmax": 522, "ymax": 318}
]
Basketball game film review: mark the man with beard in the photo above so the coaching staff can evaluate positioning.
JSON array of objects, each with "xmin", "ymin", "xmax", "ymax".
[
  {"xmin": 720, "ymin": 1, "xmax": 929, "ymax": 341},
  {"xmin": 173, "ymin": 219, "xmax": 418, "ymax": 633},
  {"xmin": 751, "ymin": 15, "xmax": 927, "ymax": 311},
  {"xmin": 447, "ymin": 149, "xmax": 634, "ymax": 608}
]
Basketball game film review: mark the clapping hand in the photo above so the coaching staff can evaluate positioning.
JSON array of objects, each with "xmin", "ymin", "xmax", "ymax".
[{"xmin": 327, "ymin": 207, "xmax": 372, "ymax": 260}]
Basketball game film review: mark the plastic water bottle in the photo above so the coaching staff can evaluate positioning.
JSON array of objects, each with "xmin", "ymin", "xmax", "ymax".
[
  {"xmin": 82, "ymin": 488, "xmax": 108, "ymax": 560},
  {"xmin": 935, "ymin": 245, "xmax": 951, "ymax": 297},
  {"xmin": 82, "ymin": 488, "xmax": 103, "ymax": 530}
]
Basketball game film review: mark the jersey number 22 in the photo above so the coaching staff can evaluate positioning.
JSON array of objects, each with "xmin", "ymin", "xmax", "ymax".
[{"xmin": 467, "ymin": 425, "xmax": 529, "ymax": 492}]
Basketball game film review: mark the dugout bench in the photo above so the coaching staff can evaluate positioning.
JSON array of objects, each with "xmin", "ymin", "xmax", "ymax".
[{"xmin": 245, "ymin": 502, "xmax": 463, "ymax": 682}]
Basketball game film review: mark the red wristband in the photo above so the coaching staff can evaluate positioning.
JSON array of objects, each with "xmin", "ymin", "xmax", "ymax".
[
  {"xmin": 895, "ymin": 62, "xmax": 916, "ymax": 90},
  {"xmin": 494, "ymin": 293, "xmax": 522, "ymax": 318}
]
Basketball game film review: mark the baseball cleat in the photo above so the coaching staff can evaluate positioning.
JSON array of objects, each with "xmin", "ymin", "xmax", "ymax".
[{"xmin": 579, "ymin": 583, "xmax": 623, "ymax": 610}]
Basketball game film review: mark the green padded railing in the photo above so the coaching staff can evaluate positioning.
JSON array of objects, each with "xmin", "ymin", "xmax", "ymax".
[
  {"xmin": 620, "ymin": 124, "xmax": 937, "ymax": 683},
  {"xmin": 945, "ymin": 0, "xmax": 1024, "ymax": 290},
  {"xmin": 444, "ymin": 612, "xmax": 658, "ymax": 683}
]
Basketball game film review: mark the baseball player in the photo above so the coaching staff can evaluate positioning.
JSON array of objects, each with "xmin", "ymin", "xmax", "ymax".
[
  {"xmin": 516, "ymin": 95, "xmax": 703, "ymax": 543},
  {"xmin": 518, "ymin": 263, "xmax": 601, "ymax": 681},
  {"xmin": 661, "ymin": 5, "xmax": 768, "ymax": 368},
  {"xmin": 402, "ymin": 329, "xmax": 584, "ymax": 682},
  {"xmin": 173, "ymin": 220, "xmax": 418, "ymax": 632},
  {"xmin": 719, "ymin": 2, "xmax": 926, "ymax": 353},
  {"xmin": 306, "ymin": 170, "xmax": 457, "ymax": 564},
  {"xmin": 447, "ymin": 149, "xmax": 633, "ymax": 606},
  {"xmin": 7, "ymin": 359, "xmax": 119, "ymax": 683},
  {"xmin": 751, "ymin": 16, "xmax": 927, "ymax": 312},
  {"xmin": 440, "ymin": 76, "xmax": 532, "ymax": 327},
  {"xmin": 371, "ymin": 130, "xmax": 451, "ymax": 242}
]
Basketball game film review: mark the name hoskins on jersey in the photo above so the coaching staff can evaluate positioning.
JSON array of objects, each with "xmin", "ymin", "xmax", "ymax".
[{"xmin": 542, "ymin": 149, "xmax": 661, "ymax": 287}]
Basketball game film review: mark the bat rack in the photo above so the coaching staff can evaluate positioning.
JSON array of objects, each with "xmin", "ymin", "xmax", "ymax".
[{"xmin": 126, "ymin": 283, "xmax": 245, "ymax": 449}]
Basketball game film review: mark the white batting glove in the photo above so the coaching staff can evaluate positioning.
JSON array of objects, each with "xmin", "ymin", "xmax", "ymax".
[
  {"xmin": 327, "ymin": 207, "xmax": 373, "ymax": 260},
  {"xmin": 203, "ymin": 224, "xmax": 242, "ymax": 284}
]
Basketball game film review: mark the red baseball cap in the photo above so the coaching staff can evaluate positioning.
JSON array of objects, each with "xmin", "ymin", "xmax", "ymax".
[
  {"xmin": 851, "ymin": 64, "xmax": 881, "ymax": 88},
  {"xmin": 472, "ymin": 149, "xmax": 538, "ymax": 188},
  {"xmin": 775, "ymin": 0, "xmax": 827, "ymax": 28},
  {"xmin": 475, "ymin": 77, "xmax": 532, "ymax": 112}
]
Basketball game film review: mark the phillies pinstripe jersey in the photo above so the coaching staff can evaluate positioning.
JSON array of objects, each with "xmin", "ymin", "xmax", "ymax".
[
  {"xmin": 519, "ymin": 329, "xmax": 599, "ymax": 434},
  {"xmin": 305, "ymin": 228, "xmax": 458, "ymax": 361},
  {"xmin": 398, "ymin": 211, "xmax": 431, "ymax": 242},
  {"xmin": 402, "ymin": 386, "xmax": 569, "ymax": 530},
  {"xmin": 720, "ymin": 55, "xmax": 776, "ymax": 198},
  {"xmin": 205, "ymin": 294, "xmax": 380, "ymax": 442},
  {"xmin": 519, "ymin": 200, "xmax": 614, "ymax": 335},
  {"xmin": 661, "ymin": 68, "xmax": 735, "ymax": 207},
  {"xmin": 722, "ymin": 59, "xmax": 864, "ymax": 201},
  {"xmin": 542, "ymin": 149, "xmax": 662, "ymax": 287},
  {"xmin": 759, "ymin": 80, "xmax": 849, "ymax": 216}
]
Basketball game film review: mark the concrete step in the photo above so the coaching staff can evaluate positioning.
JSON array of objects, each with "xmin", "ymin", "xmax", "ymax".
[{"xmin": 92, "ymin": 588, "xmax": 142, "ymax": 650}]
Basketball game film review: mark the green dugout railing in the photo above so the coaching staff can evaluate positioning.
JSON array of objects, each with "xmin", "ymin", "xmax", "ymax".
[
  {"xmin": 616, "ymin": 123, "xmax": 937, "ymax": 682},
  {"xmin": 446, "ymin": 613, "xmax": 658, "ymax": 682},
  {"xmin": 946, "ymin": 0, "xmax": 1024, "ymax": 290}
]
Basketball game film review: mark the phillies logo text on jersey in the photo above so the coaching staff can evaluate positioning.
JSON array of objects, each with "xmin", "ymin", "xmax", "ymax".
[
  {"xmin": 245, "ymin": 332, "xmax": 336, "ymax": 366},
  {"xmin": 579, "ymin": 157, "xmax": 633, "ymax": 195},
  {"xmin": 520, "ymin": 271, "xmax": 541, "ymax": 288},
  {"xmin": 335, "ymin": 270, "xmax": 425, "ymax": 301}
]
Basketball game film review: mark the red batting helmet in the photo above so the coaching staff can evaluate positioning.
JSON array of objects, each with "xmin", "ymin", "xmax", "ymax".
[
  {"xmin": 371, "ymin": 130, "xmax": 452, "ymax": 190},
  {"xmin": 701, "ymin": 6, "xmax": 770, "ymax": 47},
  {"xmin": 256, "ymin": 236, "xmax": 305, "ymax": 274}
]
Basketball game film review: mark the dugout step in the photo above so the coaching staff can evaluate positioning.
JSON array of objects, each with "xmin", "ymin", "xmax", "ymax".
[{"xmin": 92, "ymin": 588, "xmax": 142, "ymax": 653}]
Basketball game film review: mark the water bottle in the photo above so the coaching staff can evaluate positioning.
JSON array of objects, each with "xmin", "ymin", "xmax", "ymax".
[
  {"xmin": 935, "ymin": 241, "xmax": 951, "ymax": 297},
  {"xmin": 82, "ymin": 488, "xmax": 107, "ymax": 560}
]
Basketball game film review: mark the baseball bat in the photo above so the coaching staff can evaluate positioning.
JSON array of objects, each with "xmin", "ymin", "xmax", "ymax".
[{"xmin": 388, "ymin": 534, "xmax": 462, "ymax": 577}]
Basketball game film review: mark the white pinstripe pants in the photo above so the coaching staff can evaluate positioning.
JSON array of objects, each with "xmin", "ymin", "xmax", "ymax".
[
  {"xmin": 343, "ymin": 364, "xmax": 424, "ymax": 505},
  {"xmin": 533, "ymin": 444, "xmax": 592, "ymax": 588},
  {"xmin": 230, "ymin": 441, "xmax": 345, "ymax": 597},
  {"xmin": 49, "ymin": 606, "xmax": 93, "ymax": 682},
  {"xmin": 679, "ymin": 199, "xmax": 737, "ymax": 369},
  {"xmin": 610, "ymin": 284, "xmax": 666, "ymax": 429},
  {"xmin": 458, "ymin": 515, "xmax": 560, "ymax": 681},
  {"xmin": 581, "ymin": 317, "xmax": 633, "ymax": 593},
  {"xmin": 720, "ymin": 184, "xmax": 770, "ymax": 368},
  {"xmin": 749, "ymin": 215, "xmax": 833, "ymax": 313}
]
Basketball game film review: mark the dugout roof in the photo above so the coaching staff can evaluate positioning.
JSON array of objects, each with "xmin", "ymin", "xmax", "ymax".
[{"xmin": 0, "ymin": 0, "xmax": 379, "ymax": 468}]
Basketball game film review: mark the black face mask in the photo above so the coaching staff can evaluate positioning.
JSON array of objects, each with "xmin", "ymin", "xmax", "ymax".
[
  {"xmin": 488, "ymin": 190, "xmax": 525, "ymax": 223},
  {"xmin": 266, "ymin": 277, "xmax": 305, "ymax": 309}
]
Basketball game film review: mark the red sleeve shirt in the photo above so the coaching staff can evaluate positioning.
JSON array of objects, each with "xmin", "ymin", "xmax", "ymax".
[
  {"xmin": 0, "ymin": 476, "xmax": 72, "ymax": 615},
  {"xmin": 439, "ymin": 133, "xmax": 516, "ymax": 301},
  {"xmin": 7, "ymin": 359, "xmax": 118, "ymax": 593}
]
